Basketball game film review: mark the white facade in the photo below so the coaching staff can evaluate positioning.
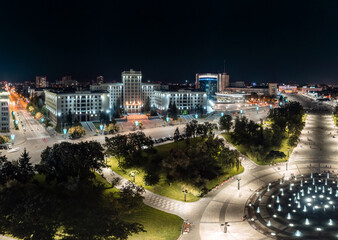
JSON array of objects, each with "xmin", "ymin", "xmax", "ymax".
[
  {"xmin": 0, "ymin": 91, "xmax": 9, "ymax": 132},
  {"xmin": 122, "ymin": 69, "xmax": 142, "ymax": 113},
  {"xmin": 45, "ymin": 90, "xmax": 109, "ymax": 125},
  {"xmin": 45, "ymin": 70, "xmax": 208, "ymax": 124},
  {"xmin": 153, "ymin": 89, "xmax": 207, "ymax": 112}
]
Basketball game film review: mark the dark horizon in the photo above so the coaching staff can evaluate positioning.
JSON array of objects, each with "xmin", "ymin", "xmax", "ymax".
[{"xmin": 1, "ymin": 0, "xmax": 338, "ymax": 84}]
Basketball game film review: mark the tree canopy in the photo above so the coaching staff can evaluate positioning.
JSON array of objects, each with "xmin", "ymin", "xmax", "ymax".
[{"xmin": 36, "ymin": 141, "xmax": 105, "ymax": 184}]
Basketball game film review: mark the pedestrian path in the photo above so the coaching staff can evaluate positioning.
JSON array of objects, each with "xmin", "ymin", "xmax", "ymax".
[
  {"xmin": 217, "ymin": 134, "xmax": 257, "ymax": 170},
  {"xmin": 101, "ymin": 167, "xmax": 190, "ymax": 219}
]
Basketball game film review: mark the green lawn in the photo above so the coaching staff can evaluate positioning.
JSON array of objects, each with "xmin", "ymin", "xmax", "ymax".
[
  {"xmin": 32, "ymin": 174, "xmax": 183, "ymax": 240},
  {"xmin": 223, "ymin": 132, "xmax": 293, "ymax": 165},
  {"xmin": 97, "ymin": 174, "xmax": 183, "ymax": 240},
  {"xmin": 123, "ymin": 205, "xmax": 182, "ymax": 240},
  {"xmin": 108, "ymin": 139, "xmax": 244, "ymax": 202}
]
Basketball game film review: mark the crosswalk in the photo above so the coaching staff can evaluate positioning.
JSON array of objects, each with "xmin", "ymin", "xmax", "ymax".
[{"xmin": 240, "ymin": 156, "xmax": 257, "ymax": 169}]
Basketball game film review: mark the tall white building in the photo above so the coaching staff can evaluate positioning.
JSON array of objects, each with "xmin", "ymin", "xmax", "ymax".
[
  {"xmin": 122, "ymin": 69, "xmax": 142, "ymax": 113},
  {"xmin": 0, "ymin": 91, "xmax": 10, "ymax": 132}
]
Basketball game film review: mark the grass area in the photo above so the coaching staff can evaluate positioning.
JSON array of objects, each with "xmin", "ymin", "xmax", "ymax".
[
  {"xmin": 223, "ymin": 133, "xmax": 292, "ymax": 165},
  {"xmin": 108, "ymin": 139, "xmax": 244, "ymax": 202},
  {"xmin": 31, "ymin": 174, "xmax": 183, "ymax": 240},
  {"xmin": 123, "ymin": 205, "xmax": 182, "ymax": 240},
  {"xmin": 97, "ymin": 174, "xmax": 183, "ymax": 240},
  {"xmin": 97, "ymin": 173, "xmax": 183, "ymax": 240},
  {"xmin": 333, "ymin": 115, "xmax": 338, "ymax": 126}
]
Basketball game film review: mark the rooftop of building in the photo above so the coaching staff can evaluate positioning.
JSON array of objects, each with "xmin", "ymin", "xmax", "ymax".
[{"xmin": 45, "ymin": 89, "xmax": 108, "ymax": 95}]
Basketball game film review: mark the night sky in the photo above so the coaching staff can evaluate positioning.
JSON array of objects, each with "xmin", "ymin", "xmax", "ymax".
[{"xmin": 1, "ymin": 0, "xmax": 338, "ymax": 84}]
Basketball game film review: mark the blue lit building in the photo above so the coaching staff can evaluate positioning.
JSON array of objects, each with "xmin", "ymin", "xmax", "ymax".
[{"xmin": 195, "ymin": 73, "xmax": 229, "ymax": 100}]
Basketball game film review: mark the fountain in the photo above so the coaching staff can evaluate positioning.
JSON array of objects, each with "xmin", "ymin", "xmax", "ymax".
[
  {"xmin": 250, "ymin": 174, "xmax": 338, "ymax": 239},
  {"xmin": 256, "ymin": 207, "xmax": 260, "ymax": 213},
  {"xmin": 305, "ymin": 218, "xmax": 310, "ymax": 225},
  {"xmin": 295, "ymin": 230, "xmax": 302, "ymax": 237},
  {"xmin": 327, "ymin": 172, "xmax": 330, "ymax": 179},
  {"xmin": 311, "ymin": 172, "xmax": 313, "ymax": 178}
]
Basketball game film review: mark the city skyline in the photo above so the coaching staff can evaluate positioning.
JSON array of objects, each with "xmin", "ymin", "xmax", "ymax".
[{"xmin": 2, "ymin": 1, "xmax": 338, "ymax": 84}]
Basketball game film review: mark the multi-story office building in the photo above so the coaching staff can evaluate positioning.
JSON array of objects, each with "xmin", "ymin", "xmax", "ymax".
[
  {"xmin": 36, "ymin": 76, "xmax": 47, "ymax": 88},
  {"xmin": 122, "ymin": 69, "xmax": 142, "ymax": 113},
  {"xmin": 46, "ymin": 69, "xmax": 208, "ymax": 125},
  {"xmin": 0, "ymin": 91, "xmax": 10, "ymax": 132},
  {"xmin": 45, "ymin": 90, "xmax": 109, "ymax": 125},
  {"xmin": 153, "ymin": 89, "xmax": 207, "ymax": 113},
  {"xmin": 195, "ymin": 73, "xmax": 229, "ymax": 99}
]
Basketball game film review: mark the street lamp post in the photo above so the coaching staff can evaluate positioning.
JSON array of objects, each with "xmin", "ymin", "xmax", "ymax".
[
  {"xmin": 10, "ymin": 134, "xmax": 15, "ymax": 145},
  {"xmin": 237, "ymin": 177, "xmax": 241, "ymax": 190},
  {"xmin": 286, "ymin": 147, "xmax": 290, "ymax": 170},
  {"xmin": 182, "ymin": 189, "xmax": 188, "ymax": 202},
  {"xmin": 99, "ymin": 123, "xmax": 104, "ymax": 135},
  {"xmin": 63, "ymin": 128, "xmax": 68, "ymax": 139}
]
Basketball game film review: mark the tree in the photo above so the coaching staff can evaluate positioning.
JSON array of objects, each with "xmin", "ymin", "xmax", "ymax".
[
  {"xmin": 219, "ymin": 115, "xmax": 232, "ymax": 132},
  {"xmin": 41, "ymin": 106, "xmax": 48, "ymax": 117},
  {"xmin": 266, "ymin": 150, "xmax": 286, "ymax": 163},
  {"xmin": 107, "ymin": 123, "xmax": 119, "ymax": 134},
  {"xmin": 168, "ymin": 101, "xmax": 178, "ymax": 120},
  {"xmin": 104, "ymin": 132, "xmax": 154, "ymax": 168},
  {"xmin": 0, "ymin": 154, "xmax": 16, "ymax": 186},
  {"xmin": 141, "ymin": 96, "xmax": 151, "ymax": 113},
  {"xmin": 104, "ymin": 134, "xmax": 129, "ymax": 166},
  {"xmin": 68, "ymin": 126, "xmax": 86, "ymax": 138},
  {"xmin": 173, "ymin": 127, "xmax": 180, "ymax": 143},
  {"xmin": 35, "ymin": 112, "xmax": 44, "ymax": 121},
  {"xmin": 66, "ymin": 109, "xmax": 72, "ymax": 126},
  {"xmin": 150, "ymin": 108, "xmax": 157, "ymax": 116},
  {"xmin": 27, "ymin": 105, "xmax": 35, "ymax": 113},
  {"xmin": 113, "ymin": 98, "xmax": 122, "ymax": 118},
  {"xmin": 288, "ymin": 134, "xmax": 299, "ymax": 147},
  {"xmin": 14, "ymin": 148, "xmax": 34, "ymax": 183},
  {"xmin": 36, "ymin": 141, "xmax": 105, "ymax": 184},
  {"xmin": 0, "ymin": 135, "xmax": 9, "ymax": 144}
]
